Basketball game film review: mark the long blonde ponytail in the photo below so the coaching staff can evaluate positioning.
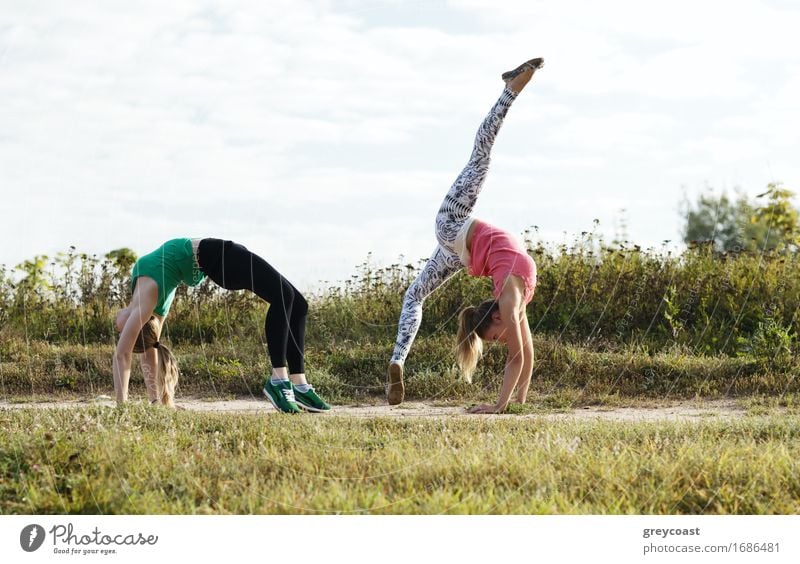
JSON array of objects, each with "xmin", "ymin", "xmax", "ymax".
[
  {"xmin": 154, "ymin": 342, "xmax": 179, "ymax": 408},
  {"xmin": 455, "ymin": 300, "xmax": 497, "ymax": 383},
  {"xmin": 133, "ymin": 317, "xmax": 180, "ymax": 408}
]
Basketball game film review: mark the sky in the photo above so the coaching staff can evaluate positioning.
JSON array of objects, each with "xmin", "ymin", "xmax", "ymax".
[{"xmin": 1, "ymin": 0, "xmax": 799, "ymax": 290}]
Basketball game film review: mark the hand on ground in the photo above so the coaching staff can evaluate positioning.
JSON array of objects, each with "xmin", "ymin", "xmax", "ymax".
[{"xmin": 467, "ymin": 403, "xmax": 503, "ymax": 414}]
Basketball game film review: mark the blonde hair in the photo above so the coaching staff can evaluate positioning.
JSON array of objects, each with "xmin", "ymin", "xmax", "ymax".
[
  {"xmin": 455, "ymin": 300, "xmax": 498, "ymax": 383},
  {"xmin": 133, "ymin": 317, "xmax": 179, "ymax": 408}
]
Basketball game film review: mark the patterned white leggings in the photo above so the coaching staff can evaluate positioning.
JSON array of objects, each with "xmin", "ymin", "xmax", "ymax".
[{"xmin": 390, "ymin": 87, "xmax": 518, "ymax": 363}]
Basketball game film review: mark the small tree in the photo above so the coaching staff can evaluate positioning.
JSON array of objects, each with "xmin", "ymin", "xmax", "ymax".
[
  {"xmin": 105, "ymin": 248, "xmax": 137, "ymax": 272},
  {"xmin": 105, "ymin": 247, "xmax": 138, "ymax": 305},
  {"xmin": 752, "ymin": 183, "xmax": 800, "ymax": 253},
  {"xmin": 681, "ymin": 186, "xmax": 790, "ymax": 252},
  {"xmin": 681, "ymin": 190, "xmax": 743, "ymax": 251}
]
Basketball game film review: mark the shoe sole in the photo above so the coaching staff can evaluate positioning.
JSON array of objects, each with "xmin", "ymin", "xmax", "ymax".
[
  {"xmin": 295, "ymin": 400, "xmax": 330, "ymax": 413},
  {"xmin": 262, "ymin": 387, "xmax": 301, "ymax": 413},
  {"xmin": 387, "ymin": 363, "xmax": 405, "ymax": 405},
  {"xmin": 501, "ymin": 57, "xmax": 545, "ymax": 81}
]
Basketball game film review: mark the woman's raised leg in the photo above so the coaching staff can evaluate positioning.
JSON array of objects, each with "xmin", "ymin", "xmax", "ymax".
[{"xmin": 435, "ymin": 59, "xmax": 543, "ymax": 248}]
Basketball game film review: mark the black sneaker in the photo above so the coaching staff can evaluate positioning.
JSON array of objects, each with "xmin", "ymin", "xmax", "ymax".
[
  {"xmin": 501, "ymin": 57, "xmax": 545, "ymax": 82},
  {"xmin": 387, "ymin": 361, "xmax": 405, "ymax": 405}
]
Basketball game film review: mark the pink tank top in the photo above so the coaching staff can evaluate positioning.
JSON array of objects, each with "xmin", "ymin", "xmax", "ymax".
[{"xmin": 468, "ymin": 220, "xmax": 537, "ymax": 303}]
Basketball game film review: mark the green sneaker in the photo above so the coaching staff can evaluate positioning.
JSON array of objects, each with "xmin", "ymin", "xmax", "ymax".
[
  {"xmin": 293, "ymin": 385, "xmax": 331, "ymax": 412},
  {"xmin": 263, "ymin": 379, "xmax": 301, "ymax": 413}
]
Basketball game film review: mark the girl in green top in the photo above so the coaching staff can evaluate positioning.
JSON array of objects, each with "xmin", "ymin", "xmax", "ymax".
[{"xmin": 113, "ymin": 238, "xmax": 330, "ymax": 413}]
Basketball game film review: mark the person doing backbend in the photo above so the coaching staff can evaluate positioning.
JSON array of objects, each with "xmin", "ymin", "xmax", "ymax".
[{"xmin": 113, "ymin": 238, "xmax": 330, "ymax": 413}]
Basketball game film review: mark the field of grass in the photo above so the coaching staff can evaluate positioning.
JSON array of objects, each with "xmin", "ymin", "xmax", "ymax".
[
  {"xmin": 3, "ymin": 333, "xmax": 798, "ymax": 407},
  {"xmin": 1, "ymin": 405, "xmax": 798, "ymax": 514},
  {"xmin": 3, "ymin": 243, "xmax": 800, "ymax": 515}
]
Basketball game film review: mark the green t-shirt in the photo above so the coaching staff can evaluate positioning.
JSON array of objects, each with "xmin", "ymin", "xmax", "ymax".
[{"xmin": 130, "ymin": 238, "xmax": 206, "ymax": 316}]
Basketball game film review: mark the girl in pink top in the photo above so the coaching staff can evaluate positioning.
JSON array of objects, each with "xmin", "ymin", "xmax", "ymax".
[
  {"xmin": 387, "ymin": 57, "xmax": 543, "ymax": 414},
  {"xmin": 468, "ymin": 220, "xmax": 537, "ymax": 304}
]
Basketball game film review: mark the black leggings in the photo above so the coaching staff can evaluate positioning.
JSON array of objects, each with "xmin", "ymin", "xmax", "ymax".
[{"xmin": 197, "ymin": 238, "xmax": 307, "ymax": 374}]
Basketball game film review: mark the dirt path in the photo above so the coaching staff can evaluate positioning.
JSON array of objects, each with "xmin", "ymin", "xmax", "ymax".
[{"xmin": 0, "ymin": 396, "xmax": 754, "ymax": 421}]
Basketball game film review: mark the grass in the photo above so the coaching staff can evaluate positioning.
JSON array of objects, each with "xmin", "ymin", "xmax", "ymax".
[
  {"xmin": 4, "ymin": 244, "xmax": 800, "ymax": 515},
  {"xmin": 2, "ymin": 334, "xmax": 796, "ymax": 405},
  {"xmin": 1, "ymin": 404, "xmax": 798, "ymax": 515}
]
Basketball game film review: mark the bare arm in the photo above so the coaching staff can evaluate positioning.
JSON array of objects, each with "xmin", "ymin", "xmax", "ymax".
[
  {"xmin": 514, "ymin": 314, "xmax": 535, "ymax": 403},
  {"xmin": 113, "ymin": 278, "xmax": 158, "ymax": 404},
  {"xmin": 468, "ymin": 281, "xmax": 526, "ymax": 414},
  {"xmin": 494, "ymin": 292, "xmax": 525, "ymax": 410},
  {"xmin": 113, "ymin": 312, "xmax": 144, "ymax": 404}
]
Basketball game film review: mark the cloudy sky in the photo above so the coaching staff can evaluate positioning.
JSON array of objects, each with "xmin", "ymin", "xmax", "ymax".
[{"xmin": 1, "ymin": 0, "xmax": 798, "ymax": 289}]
